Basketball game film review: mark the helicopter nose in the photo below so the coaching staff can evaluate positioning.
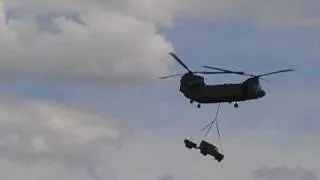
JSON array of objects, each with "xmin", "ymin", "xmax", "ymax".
[{"xmin": 259, "ymin": 90, "xmax": 266, "ymax": 97}]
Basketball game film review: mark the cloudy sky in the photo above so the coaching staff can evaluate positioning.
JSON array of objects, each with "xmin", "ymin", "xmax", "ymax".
[{"xmin": 0, "ymin": 0, "xmax": 319, "ymax": 179}]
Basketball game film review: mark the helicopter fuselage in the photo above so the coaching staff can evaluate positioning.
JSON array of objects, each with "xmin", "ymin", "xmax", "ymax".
[{"xmin": 179, "ymin": 76, "xmax": 266, "ymax": 105}]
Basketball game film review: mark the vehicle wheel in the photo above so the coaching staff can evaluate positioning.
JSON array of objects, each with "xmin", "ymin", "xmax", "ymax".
[{"xmin": 200, "ymin": 150, "xmax": 207, "ymax": 156}]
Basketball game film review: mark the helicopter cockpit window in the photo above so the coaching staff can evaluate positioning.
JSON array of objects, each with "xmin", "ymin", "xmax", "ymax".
[
  {"xmin": 252, "ymin": 84, "xmax": 259, "ymax": 92},
  {"xmin": 255, "ymin": 83, "xmax": 260, "ymax": 90},
  {"xmin": 257, "ymin": 84, "xmax": 262, "ymax": 91},
  {"xmin": 252, "ymin": 84, "xmax": 263, "ymax": 94}
]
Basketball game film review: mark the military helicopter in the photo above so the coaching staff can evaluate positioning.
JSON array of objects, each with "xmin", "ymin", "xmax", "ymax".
[{"xmin": 160, "ymin": 52, "xmax": 294, "ymax": 108}]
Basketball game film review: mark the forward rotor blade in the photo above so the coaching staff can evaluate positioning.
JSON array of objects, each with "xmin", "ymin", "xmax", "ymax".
[
  {"xmin": 257, "ymin": 69, "xmax": 294, "ymax": 77},
  {"xmin": 158, "ymin": 73, "xmax": 184, "ymax": 79},
  {"xmin": 203, "ymin": 65, "xmax": 245, "ymax": 75},
  {"xmin": 169, "ymin": 52, "xmax": 192, "ymax": 72}
]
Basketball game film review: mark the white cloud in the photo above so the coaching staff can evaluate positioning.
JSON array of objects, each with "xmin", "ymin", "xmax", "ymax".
[{"xmin": 0, "ymin": 0, "xmax": 175, "ymax": 84}]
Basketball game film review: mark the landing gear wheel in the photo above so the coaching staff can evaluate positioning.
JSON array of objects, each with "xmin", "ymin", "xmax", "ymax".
[
  {"xmin": 197, "ymin": 104, "xmax": 201, "ymax": 108},
  {"xmin": 234, "ymin": 103, "xmax": 238, "ymax": 108},
  {"xmin": 190, "ymin": 100, "xmax": 194, "ymax": 104}
]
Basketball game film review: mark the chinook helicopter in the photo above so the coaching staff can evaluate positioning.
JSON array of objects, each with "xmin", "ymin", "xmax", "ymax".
[{"xmin": 160, "ymin": 52, "xmax": 294, "ymax": 108}]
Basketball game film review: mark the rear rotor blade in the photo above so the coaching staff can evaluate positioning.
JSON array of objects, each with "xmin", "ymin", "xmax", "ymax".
[
  {"xmin": 257, "ymin": 69, "xmax": 294, "ymax": 77},
  {"xmin": 169, "ymin": 52, "xmax": 192, "ymax": 72}
]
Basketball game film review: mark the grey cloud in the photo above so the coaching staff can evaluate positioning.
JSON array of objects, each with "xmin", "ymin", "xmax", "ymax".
[
  {"xmin": 253, "ymin": 166, "xmax": 319, "ymax": 180},
  {"xmin": 0, "ymin": 106, "xmax": 319, "ymax": 180},
  {"xmin": 178, "ymin": 0, "xmax": 320, "ymax": 28},
  {"xmin": 157, "ymin": 174, "xmax": 175, "ymax": 180},
  {"xmin": 6, "ymin": 0, "xmax": 179, "ymax": 26},
  {"xmin": 20, "ymin": 0, "xmax": 319, "ymax": 28},
  {"xmin": 0, "ymin": 97, "xmax": 130, "ymax": 179}
]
